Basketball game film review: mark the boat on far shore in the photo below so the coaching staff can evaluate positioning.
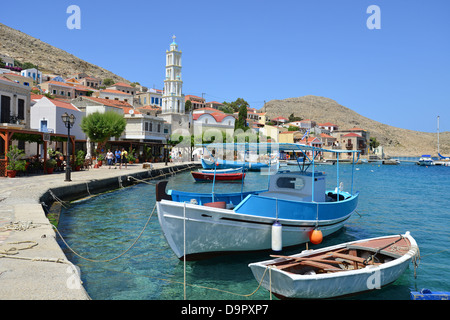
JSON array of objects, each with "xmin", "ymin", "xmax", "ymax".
[{"xmin": 417, "ymin": 155, "xmax": 434, "ymax": 166}]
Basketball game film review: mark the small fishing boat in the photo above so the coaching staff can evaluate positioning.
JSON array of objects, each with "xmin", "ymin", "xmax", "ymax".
[
  {"xmin": 191, "ymin": 171, "xmax": 245, "ymax": 182},
  {"xmin": 248, "ymin": 232, "xmax": 419, "ymax": 299},
  {"xmin": 156, "ymin": 143, "xmax": 360, "ymax": 260},
  {"xmin": 201, "ymin": 158, "xmax": 279, "ymax": 172},
  {"xmin": 198, "ymin": 167, "xmax": 244, "ymax": 174}
]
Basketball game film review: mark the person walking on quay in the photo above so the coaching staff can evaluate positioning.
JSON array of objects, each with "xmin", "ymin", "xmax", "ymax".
[
  {"xmin": 121, "ymin": 148, "xmax": 128, "ymax": 169},
  {"xmin": 115, "ymin": 148, "xmax": 121, "ymax": 169},
  {"xmin": 106, "ymin": 149, "xmax": 114, "ymax": 169}
]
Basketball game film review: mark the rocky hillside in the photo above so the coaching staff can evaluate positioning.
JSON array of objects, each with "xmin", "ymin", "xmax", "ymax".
[
  {"xmin": 0, "ymin": 23, "xmax": 128, "ymax": 83},
  {"xmin": 262, "ymin": 95, "xmax": 449, "ymax": 157}
]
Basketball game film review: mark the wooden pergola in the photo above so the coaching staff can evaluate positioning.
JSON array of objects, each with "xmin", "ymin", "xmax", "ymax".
[{"xmin": 0, "ymin": 127, "xmax": 75, "ymax": 177}]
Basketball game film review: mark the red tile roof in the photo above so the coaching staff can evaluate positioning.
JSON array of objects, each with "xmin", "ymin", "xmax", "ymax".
[
  {"xmin": 300, "ymin": 137, "xmax": 322, "ymax": 144},
  {"xmin": 318, "ymin": 122, "xmax": 338, "ymax": 127},
  {"xmin": 101, "ymin": 89, "xmax": 132, "ymax": 95},
  {"xmin": 83, "ymin": 96, "xmax": 133, "ymax": 108},
  {"xmin": 193, "ymin": 112, "xmax": 233, "ymax": 123},
  {"xmin": 112, "ymin": 82, "xmax": 133, "ymax": 88},
  {"xmin": 343, "ymin": 132, "xmax": 362, "ymax": 137},
  {"xmin": 48, "ymin": 98, "xmax": 80, "ymax": 112}
]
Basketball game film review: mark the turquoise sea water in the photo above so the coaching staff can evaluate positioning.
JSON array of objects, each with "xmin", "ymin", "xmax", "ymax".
[{"xmin": 57, "ymin": 162, "xmax": 450, "ymax": 300}]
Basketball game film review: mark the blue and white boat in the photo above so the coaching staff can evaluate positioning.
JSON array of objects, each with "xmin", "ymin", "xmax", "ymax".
[
  {"xmin": 418, "ymin": 155, "xmax": 434, "ymax": 166},
  {"xmin": 156, "ymin": 143, "xmax": 360, "ymax": 260}
]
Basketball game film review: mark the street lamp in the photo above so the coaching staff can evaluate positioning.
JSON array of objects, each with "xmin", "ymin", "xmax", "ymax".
[{"xmin": 61, "ymin": 112, "xmax": 76, "ymax": 182}]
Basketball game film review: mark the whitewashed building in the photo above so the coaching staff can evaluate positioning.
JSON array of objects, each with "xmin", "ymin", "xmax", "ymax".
[
  {"xmin": 20, "ymin": 68, "xmax": 42, "ymax": 84},
  {"xmin": 30, "ymin": 97, "xmax": 85, "ymax": 140}
]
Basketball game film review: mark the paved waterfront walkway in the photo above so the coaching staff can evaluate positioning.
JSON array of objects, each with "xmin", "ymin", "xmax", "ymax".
[{"xmin": 0, "ymin": 161, "xmax": 196, "ymax": 300}]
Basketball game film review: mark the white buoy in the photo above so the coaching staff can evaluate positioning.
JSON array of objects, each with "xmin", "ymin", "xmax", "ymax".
[{"xmin": 272, "ymin": 220, "xmax": 282, "ymax": 251}]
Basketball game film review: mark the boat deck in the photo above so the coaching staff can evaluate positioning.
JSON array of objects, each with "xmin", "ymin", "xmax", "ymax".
[{"xmin": 268, "ymin": 235, "xmax": 412, "ymax": 274}]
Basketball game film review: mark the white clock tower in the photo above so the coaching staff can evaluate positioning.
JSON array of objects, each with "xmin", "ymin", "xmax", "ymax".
[{"xmin": 160, "ymin": 35, "xmax": 192, "ymax": 135}]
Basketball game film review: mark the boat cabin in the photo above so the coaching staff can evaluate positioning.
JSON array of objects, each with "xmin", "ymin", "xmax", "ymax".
[{"xmin": 259, "ymin": 171, "xmax": 326, "ymax": 202}]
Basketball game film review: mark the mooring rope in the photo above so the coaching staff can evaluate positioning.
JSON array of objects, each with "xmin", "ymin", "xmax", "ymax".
[
  {"xmin": 49, "ymin": 189, "xmax": 69, "ymax": 209},
  {"xmin": 127, "ymin": 175, "xmax": 157, "ymax": 185},
  {"xmin": 53, "ymin": 203, "xmax": 157, "ymax": 263},
  {"xmin": 100, "ymin": 264, "xmax": 271, "ymax": 299}
]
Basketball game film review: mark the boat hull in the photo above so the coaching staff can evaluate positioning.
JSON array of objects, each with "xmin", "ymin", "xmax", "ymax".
[
  {"xmin": 201, "ymin": 158, "xmax": 277, "ymax": 172},
  {"xmin": 248, "ymin": 233, "xmax": 419, "ymax": 299},
  {"xmin": 198, "ymin": 168, "xmax": 244, "ymax": 174},
  {"xmin": 157, "ymin": 194, "xmax": 357, "ymax": 260},
  {"xmin": 191, "ymin": 171, "xmax": 245, "ymax": 182}
]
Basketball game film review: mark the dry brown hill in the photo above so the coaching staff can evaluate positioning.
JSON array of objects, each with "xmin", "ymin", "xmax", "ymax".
[
  {"xmin": 262, "ymin": 95, "xmax": 449, "ymax": 157},
  {"xmin": 0, "ymin": 23, "xmax": 128, "ymax": 83}
]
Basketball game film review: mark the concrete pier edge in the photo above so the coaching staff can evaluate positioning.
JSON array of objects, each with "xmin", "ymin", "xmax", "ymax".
[{"xmin": 0, "ymin": 162, "xmax": 199, "ymax": 300}]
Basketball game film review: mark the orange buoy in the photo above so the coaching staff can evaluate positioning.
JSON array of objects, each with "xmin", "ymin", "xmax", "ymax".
[{"xmin": 310, "ymin": 229, "xmax": 323, "ymax": 244}]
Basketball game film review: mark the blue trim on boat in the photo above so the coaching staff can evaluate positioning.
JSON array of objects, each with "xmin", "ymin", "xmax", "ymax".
[{"xmin": 234, "ymin": 192, "xmax": 358, "ymax": 221}]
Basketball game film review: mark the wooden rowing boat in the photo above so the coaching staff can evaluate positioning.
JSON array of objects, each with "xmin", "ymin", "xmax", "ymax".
[{"xmin": 248, "ymin": 232, "xmax": 419, "ymax": 299}]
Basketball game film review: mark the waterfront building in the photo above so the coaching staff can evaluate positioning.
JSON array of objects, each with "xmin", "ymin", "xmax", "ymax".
[
  {"xmin": 160, "ymin": 35, "xmax": 192, "ymax": 136},
  {"xmin": 319, "ymin": 133, "xmax": 337, "ymax": 148},
  {"xmin": 332, "ymin": 127, "xmax": 370, "ymax": 156},
  {"xmin": 0, "ymin": 75, "xmax": 31, "ymax": 129},
  {"xmin": 30, "ymin": 97, "xmax": 85, "ymax": 140},
  {"xmin": 193, "ymin": 108, "xmax": 235, "ymax": 136},
  {"xmin": 279, "ymin": 131, "xmax": 305, "ymax": 144}
]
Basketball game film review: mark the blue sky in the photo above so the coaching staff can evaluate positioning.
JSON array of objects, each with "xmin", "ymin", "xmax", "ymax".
[{"xmin": 1, "ymin": 0, "xmax": 449, "ymax": 133}]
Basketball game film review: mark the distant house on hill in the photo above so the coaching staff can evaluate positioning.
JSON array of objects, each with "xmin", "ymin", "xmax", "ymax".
[
  {"xmin": 20, "ymin": 68, "xmax": 42, "ymax": 84},
  {"xmin": 205, "ymin": 101, "xmax": 223, "ymax": 109},
  {"xmin": 96, "ymin": 89, "xmax": 133, "ymax": 106},
  {"xmin": 271, "ymin": 116, "xmax": 288, "ymax": 125},
  {"xmin": 107, "ymin": 82, "xmax": 138, "ymax": 96},
  {"xmin": 332, "ymin": 127, "xmax": 370, "ymax": 156},
  {"xmin": 185, "ymin": 95, "xmax": 206, "ymax": 110},
  {"xmin": 318, "ymin": 122, "xmax": 339, "ymax": 132}
]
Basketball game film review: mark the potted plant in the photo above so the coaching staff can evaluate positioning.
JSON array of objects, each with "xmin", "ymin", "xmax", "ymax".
[
  {"xmin": 45, "ymin": 159, "xmax": 57, "ymax": 174},
  {"xmin": 128, "ymin": 153, "xmax": 136, "ymax": 164},
  {"xmin": 6, "ymin": 146, "xmax": 26, "ymax": 178},
  {"xmin": 75, "ymin": 150, "xmax": 85, "ymax": 171},
  {"xmin": 97, "ymin": 153, "xmax": 105, "ymax": 166}
]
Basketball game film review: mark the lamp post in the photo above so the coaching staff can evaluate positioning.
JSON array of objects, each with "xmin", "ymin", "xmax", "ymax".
[{"xmin": 61, "ymin": 112, "xmax": 76, "ymax": 182}]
